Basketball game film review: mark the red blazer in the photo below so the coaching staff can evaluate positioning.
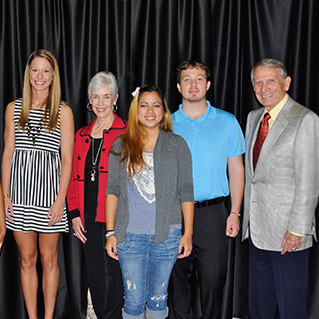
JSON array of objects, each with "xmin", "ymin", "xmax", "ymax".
[{"xmin": 67, "ymin": 114, "xmax": 127, "ymax": 225}]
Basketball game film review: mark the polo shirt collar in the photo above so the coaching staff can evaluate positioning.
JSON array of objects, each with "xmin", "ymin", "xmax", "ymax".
[{"xmin": 174, "ymin": 100, "xmax": 217, "ymax": 123}]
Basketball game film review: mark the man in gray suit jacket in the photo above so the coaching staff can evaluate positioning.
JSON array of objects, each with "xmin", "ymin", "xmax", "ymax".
[{"xmin": 243, "ymin": 58, "xmax": 319, "ymax": 319}]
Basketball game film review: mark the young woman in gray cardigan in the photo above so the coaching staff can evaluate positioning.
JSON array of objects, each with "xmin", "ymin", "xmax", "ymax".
[{"xmin": 105, "ymin": 85, "xmax": 194, "ymax": 319}]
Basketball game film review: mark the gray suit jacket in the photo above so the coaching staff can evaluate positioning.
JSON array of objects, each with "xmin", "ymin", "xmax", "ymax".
[{"xmin": 242, "ymin": 95, "xmax": 319, "ymax": 251}]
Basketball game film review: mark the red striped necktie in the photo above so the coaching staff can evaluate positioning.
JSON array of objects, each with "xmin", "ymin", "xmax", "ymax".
[{"xmin": 253, "ymin": 112, "xmax": 271, "ymax": 171}]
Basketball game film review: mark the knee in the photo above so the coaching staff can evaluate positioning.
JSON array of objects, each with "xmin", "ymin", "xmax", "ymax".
[
  {"xmin": 20, "ymin": 251, "xmax": 37, "ymax": 271},
  {"xmin": 40, "ymin": 253, "xmax": 58, "ymax": 272}
]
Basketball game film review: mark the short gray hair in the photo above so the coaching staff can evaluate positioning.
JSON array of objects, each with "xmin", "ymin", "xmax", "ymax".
[
  {"xmin": 88, "ymin": 71, "xmax": 118, "ymax": 98},
  {"xmin": 251, "ymin": 58, "xmax": 288, "ymax": 87}
]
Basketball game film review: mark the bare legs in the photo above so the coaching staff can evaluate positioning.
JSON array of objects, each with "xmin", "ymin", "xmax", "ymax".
[
  {"xmin": 39, "ymin": 233, "xmax": 60, "ymax": 319},
  {"xmin": 14, "ymin": 232, "xmax": 38, "ymax": 319},
  {"xmin": 14, "ymin": 231, "xmax": 61, "ymax": 319}
]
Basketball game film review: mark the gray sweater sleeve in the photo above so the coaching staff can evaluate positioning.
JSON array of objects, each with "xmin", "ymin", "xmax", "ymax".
[
  {"xmin": 106, "ymin": 138, "xmax": 122, "ymax": 198},
  {"xmin": 176, "ymin": 135, "xmax": 194, "ymax": 203}
]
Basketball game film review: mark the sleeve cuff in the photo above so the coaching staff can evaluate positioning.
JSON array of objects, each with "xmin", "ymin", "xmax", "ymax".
[
  {"xmin": 68, "ymin": 209, "xmax": 81, "ymax": 220},
  {"xmin": 288, "ymin": 231, "xmax": 304, "ymax": 237}
]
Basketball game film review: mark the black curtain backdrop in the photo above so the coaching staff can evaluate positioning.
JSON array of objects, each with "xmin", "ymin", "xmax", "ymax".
[{"xmin": 1, "ymin": 1, "xmax": 319, "ymax": 318}]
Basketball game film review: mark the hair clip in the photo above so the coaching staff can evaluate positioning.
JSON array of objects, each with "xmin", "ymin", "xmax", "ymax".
[{"xmin": 132, "ymin": 87, "xmax": 140, "ymax": 97}]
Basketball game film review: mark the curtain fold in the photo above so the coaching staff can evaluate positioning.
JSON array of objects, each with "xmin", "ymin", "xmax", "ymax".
[{"xmin": 1, "ymin": 1, "xmax": 319, "ymax": 318}]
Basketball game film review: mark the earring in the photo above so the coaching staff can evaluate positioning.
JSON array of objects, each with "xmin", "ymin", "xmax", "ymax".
[
  {"xmin": 87, "ymin": 103, "xmax": 93, "ymax": 112},
  {"xmin": 113, "ymin": 104, "xmax": 118, "ymax": 112}
]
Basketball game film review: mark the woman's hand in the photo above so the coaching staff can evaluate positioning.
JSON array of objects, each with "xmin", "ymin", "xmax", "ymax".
[
  {"xmin": 72, "ymin": 217, "xmax": 87, "ymax": 243},
  {"xmin": 47, "ymin": 198, "xmax": 64, "ymax": 226},
  {"xmin": 105, "ymin": 235, "xmax": 119, "ymax": 260},
  {"xmin": 4, "ymin": 197, "xmax": 14, "ymax": 221},
  {"xmin": 177, "ymin": 234, "xmax": 192, "ymax": 259}
]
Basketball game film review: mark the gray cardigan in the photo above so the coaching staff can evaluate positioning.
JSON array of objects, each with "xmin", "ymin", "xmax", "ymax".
[{"xmin": 107, "ymin": 130, "xmax": 194, "ymax": 245}]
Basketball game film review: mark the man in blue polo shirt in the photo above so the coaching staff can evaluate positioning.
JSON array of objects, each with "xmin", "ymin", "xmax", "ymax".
[{"xmin": 168, "ymin": 60, "xmax": 245, "ymax": 319}]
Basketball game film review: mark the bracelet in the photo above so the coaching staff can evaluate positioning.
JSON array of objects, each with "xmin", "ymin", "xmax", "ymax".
[
  {"xmin": 231, "ymin": 212, "xmax": 241, "ymax": 217},
  {"xmin": 106, "ymin": 229, "xmax": 114, "ymax": 233},
  {"xmin": 105, "ymin": 231, "xmax": 115, "ymax": 239},
  {"xmin": 3, "ymin": 193, "xmax": 10, "ymax": 199}
]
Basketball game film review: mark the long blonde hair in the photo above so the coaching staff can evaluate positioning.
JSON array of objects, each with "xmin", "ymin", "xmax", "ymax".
[
  {"xmin": 19, "ymin": 49, "xmax": 62, "ymax": 132},
  {"xmin": 120, "ymin": 85, "xmax": 172, "ymax": 179}
]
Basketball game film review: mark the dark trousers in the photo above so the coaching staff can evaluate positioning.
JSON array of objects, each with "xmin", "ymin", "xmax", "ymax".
[
  {"xmin": 83, "ymin": 214, "xmax": 123, "ymax": 319},
  {"xmin": 168, "ymin": 202, "xmax": 229, "ymax": 319},
  {"xmin": 249, "ymin": 238, "xmax": 309, "ymax": 319}
]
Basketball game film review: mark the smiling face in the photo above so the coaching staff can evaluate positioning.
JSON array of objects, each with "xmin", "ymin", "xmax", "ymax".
[
  {"xmin": 137, "ymin": 91, "xmax": 164, "ymax": 132},
  {"xmin": 29, "ymin": 57, "xmax": 53, "ymax": 93},
  {"xmin": 177, "ymin": 67, "xmax": 211, "ymax": 103},
  {"xmin": 253, "ymin": 66, "xmax": 291, "ymax": 111},
  {"xmin": 90, "ymin": 84, "xmax": 117, "ymax": 120}
]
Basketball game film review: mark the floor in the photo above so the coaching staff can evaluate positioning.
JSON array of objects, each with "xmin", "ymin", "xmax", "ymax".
[
  {"xmin": 85, "ymin": 290, "xmax": 242, "ymax": 319},
  {"xmin": 86, "ymin": 289, "xmax": 97, "ymax": 319}
]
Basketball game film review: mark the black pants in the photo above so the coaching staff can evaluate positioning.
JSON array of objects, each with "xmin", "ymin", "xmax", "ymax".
[
  {"xmin": 83, "ymin": 214, "xmax": 123, "ymax": 319},
  {"xmin": 168, "ymin": 202, "xmax": 229, "ymax": 319}
]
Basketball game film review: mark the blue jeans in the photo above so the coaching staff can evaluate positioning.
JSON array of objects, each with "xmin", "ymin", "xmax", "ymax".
[{"xmin": 117, "ymin": 230, "xmax": 181, "ymax": 319}]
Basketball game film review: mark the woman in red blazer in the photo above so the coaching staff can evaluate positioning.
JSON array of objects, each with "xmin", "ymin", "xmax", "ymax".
[{"xmin": 67, "ymin": 71, "xmax": 127, "ymax": 319}]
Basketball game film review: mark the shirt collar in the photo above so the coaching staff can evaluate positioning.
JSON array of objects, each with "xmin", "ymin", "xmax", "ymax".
[
  {"xmin": 174, "ymin": 100, "xmax": 217, "ymax": 123},
  {"xmin": 264, "ymin": 94, "xmax": 288, "ymax": 121}
]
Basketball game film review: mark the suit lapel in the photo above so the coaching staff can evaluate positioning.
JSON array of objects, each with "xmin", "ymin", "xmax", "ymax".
[
  {"xmin": 253, "ymin": 99, "xmax": 292, "ymax": 173},
  {"xmin": 248, "ymin": 109, "xmax": 264, "ymax": 173}
]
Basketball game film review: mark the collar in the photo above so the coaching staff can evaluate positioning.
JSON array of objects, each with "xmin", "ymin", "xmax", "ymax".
[
  {"xmin": 174, "ymin": 100, "xmax": 217, "ymax": 123},
  {"xmin": 264, "ymin": 94, "xmax": 288, "ymax": 121}
]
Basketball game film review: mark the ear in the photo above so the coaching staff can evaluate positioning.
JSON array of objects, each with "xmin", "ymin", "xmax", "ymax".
[
  {"xmin": 177, "ymin": 83, "xmax": 181, "ymax": 93},
  {"xmin": 206, "ymin": 80, "xmax": 211, "ymax": 91},
  {"xmin": 114, "ymin": 93, "xmax": 119, "ymax": 104},
  {"xmin": 284, "ymin": 76, "xmax": 291, "ymax": 91}
]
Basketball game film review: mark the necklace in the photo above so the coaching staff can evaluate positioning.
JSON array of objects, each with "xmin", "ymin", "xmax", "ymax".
[
  {"xmin": 90, "ymin": 137, "xmax": 103, "ymax": 182},
  {"xmin": 26, "ymin": 117, "xmax": 44, "ymax": 146}
]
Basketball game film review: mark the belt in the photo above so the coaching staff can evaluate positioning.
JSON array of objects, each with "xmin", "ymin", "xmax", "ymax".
[{"xmin": 194, "ymin": 197, "xmax": 225, "ymax": 208}]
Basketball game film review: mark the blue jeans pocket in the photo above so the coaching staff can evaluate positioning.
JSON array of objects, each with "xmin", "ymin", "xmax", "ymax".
[
  {"xmin": 117, "ymin": 233, "xmax": 136, "ymax": 254},
  {"xmin": 165, "ymin": 229, "xmax": 182, "ymax": 255}
]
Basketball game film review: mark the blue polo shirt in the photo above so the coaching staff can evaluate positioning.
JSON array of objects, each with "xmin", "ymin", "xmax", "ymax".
[{"xmin": 172, "ymin": 101, "xmax": 245, "ymax": 201}]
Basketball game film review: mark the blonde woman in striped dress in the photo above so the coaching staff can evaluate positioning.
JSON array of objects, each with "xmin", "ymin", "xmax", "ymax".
[{"xmin": 1, "ymin": 49, "xmax": 74, "ymax": 319}]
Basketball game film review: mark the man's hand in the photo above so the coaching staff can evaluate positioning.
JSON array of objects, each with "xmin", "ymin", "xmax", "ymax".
[
  {"xmin": 281, "ymin": 231, "xmax": 302, "ymax": 255},
  {"xmin": 226, "ymin": 213, "xmax": 240, "ymax": 237}
]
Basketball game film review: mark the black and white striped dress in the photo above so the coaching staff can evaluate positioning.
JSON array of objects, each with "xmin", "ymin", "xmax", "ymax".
[{"xmin": 6, "ymin": 99, "xmax": 69, "ymax": 233}]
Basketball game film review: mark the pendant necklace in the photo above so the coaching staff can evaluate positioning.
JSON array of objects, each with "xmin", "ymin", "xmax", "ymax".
[{"xmin": 90, "ymin": 137, "xmax": 103, "ymax": 182}]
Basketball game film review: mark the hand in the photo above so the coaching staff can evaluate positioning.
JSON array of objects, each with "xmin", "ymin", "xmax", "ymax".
[
  {"xmin": 105, "ymin": 235, "xmax": 119, "ymax": 260},
  {"xmin": 281, "ymin": 231, "xmax": 302, "ymax": 255},
  {"xmin": 226, "ymin": 213, "xmax": 240, "ymax": 237},
  {"xmin": 72, "ymin": 217, "xmax": 87, "ymax": 243},
  {"xmin": 177, "ymin": 234, "xmax": 192, "ymax": 259},
  {"xmin": 47, "ymin": 198, "xmax": 64, "ymax": 226},
  {"xmin": 4, "ymin": 197, "xmax": 14, "ymax": 221}
]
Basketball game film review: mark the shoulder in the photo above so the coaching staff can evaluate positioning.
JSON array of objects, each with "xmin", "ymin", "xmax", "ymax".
[
  {"xmin": 213, "ymin": 106, "xmax": 238, "ymax": 123},
  {"xmin": 171, "ymin": 107, "xmax": 183, "ymax": 123},
  {"xmin": 159, "ymin": 130, "xmax": 188, "ymax": 147},
  {"xmin": 60, "ymin": 103, "xmax": 73, "ymax": 116},
  {"xmin": 247, "ymin": 107, "xmax": 263, "ymax": 121},
  {"xmin": 113, "ymin": 113, "xmax": 128, "ymax": 129},
  {"xmin": 60, "ymin": 103, "xmax": 74, "ymax": 125},
  {"xmin": 111, "ymin": 136, "xmax": 124, "ymax": 152},
  {"xmin": 6, "ymin": 101, "xmax": 16, "ymax": 113},
  {"xmin": 284, "ymin": 97, "xmax": 318, "ymax": 122},
  {"xmin": 4, "ymin": 101, "xmax": 16, "ymax": 124}
]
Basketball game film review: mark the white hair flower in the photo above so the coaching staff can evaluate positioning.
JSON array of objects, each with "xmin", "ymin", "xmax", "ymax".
[{"xmin": 132, "ymin": 87, "xmax": 140, "ymax": 97}]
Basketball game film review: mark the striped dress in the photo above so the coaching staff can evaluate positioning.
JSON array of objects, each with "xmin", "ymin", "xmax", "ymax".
[{"xmin": 6, "ymin": 99, "xmax": 69, "ymax": 233}]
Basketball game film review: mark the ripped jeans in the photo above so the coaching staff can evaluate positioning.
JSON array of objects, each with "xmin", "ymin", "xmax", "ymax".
[{"xmin": 117, "ymin": 230, "xmax": 181, "ymax": 319}]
